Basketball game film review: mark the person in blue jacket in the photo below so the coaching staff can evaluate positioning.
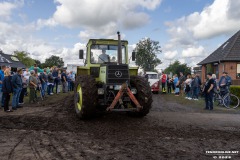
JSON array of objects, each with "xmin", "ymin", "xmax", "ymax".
[
  {"xmin": 0, "ymin": 65, "xmax": 6, "ymax": 108},
  {"xmin": 11, "ymin": 68, "xmax": 23, "ymax": 110},
  {"xmin": 218, "ymin": 71, "xmax": 232, "ymax": 93}
]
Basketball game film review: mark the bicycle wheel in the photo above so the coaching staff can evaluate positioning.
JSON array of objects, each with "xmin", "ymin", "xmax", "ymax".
[{"xmin": 223, "ymin": 93, "xmax": 240, "ymax": 109}]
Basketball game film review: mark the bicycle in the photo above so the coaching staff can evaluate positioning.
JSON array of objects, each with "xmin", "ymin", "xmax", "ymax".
[{"xmin": 214, "ymin": 90, "xmax": 240, "ymax": 109}]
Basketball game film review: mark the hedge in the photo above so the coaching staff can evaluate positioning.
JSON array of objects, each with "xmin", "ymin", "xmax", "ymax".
[{"xmin": 230, "ymin": 86, "xmax": 240, "ymax": 98}]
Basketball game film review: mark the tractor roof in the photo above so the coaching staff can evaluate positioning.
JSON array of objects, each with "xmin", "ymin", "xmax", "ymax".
[{"xmin": 87, "ymin": 39, "xmax": 128, "ymax": 46}]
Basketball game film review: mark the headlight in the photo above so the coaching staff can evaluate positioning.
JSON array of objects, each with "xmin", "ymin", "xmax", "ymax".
[
  {"xmin": 131, "ymin": 88, "xmax": 137, "ymax": 94},
  {"xmin": 98, "ymin": 88, "xmax": 104, "ymax": 95}
]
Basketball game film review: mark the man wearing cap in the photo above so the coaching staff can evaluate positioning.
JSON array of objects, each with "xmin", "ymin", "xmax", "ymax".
[
  {"xmin": 203, "ymin": 73, "xmax": 214, "ymax": 110},
  {"xmin": 11, "ymin": 68, "xmax": 23, "ymax": 110}
]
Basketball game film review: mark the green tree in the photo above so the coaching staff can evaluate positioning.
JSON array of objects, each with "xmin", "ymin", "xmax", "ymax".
[
  {"xmin": 135, "ymin": 38, "xmax": 162, "ymax": 71},
  {"xmin": 45, "ymin": 55, "xmax": 64, "ymax": 68},
  {"xmin": 164, "ymin": 60, "xmax": 191, "ymax": 76},
  {"xmin": 35, "ymin": 60, "xmax": 41, "ymax": 67},
  {"xmin": 13, "ymin": 51, "xmax": 36, "ymax": 67}
]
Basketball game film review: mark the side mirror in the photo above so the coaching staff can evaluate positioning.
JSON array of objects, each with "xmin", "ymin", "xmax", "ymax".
[
  {"xmin": 79, "ymin": 50, "xmax": 84, "ymax": 59},
  {"xmin": 132, "ymin": 51, "xmax": 136, "ymax": 61}
]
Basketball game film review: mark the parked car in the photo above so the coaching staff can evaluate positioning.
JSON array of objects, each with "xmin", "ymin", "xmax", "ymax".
[{"xmin": 146, "ymin": 72, "xmax": 159, "ymax": 94}]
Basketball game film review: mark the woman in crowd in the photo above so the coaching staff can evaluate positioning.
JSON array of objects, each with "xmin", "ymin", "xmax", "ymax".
[
  {"xmin": 2, "ymin": 70, "xmax": 13, "ymax": 112},
  {"xmin": 212, "ymin": 74, "xmax": 218, "ymax": 93},
  {"xmin": 184, "ymin": 74, "xmax": 192, "ymax": 99}
]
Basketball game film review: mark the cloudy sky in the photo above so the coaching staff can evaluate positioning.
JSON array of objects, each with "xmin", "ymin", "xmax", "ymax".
[{"xmin": 0, "ymin": 0, "xmax": 240, "ymax": 69}]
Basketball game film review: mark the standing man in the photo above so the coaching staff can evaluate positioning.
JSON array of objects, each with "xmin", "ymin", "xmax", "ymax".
[
  {"xmin": 52, "ymin": 67, "xmax": 59, "ymax": 94},
  {"xmin": 11, "ymin": 68, "xmax": 23, "ymax": 110},
  {"xmin": 61, "ymin": 69, "xmax": 68, "ymax": 93},
  {"xmin": 0, "ymin": 65, "xmax": 6, "ymax": 108},
  {"xmin": 161, "ymin": 72, "xmax": 167, "ymax": 93},
  {"xmin": 203, "ymin": 73, "xmax": 214, "ymax": 110},
  {"xmin": 47, "ymin": 70, "xmax": 54, "ymax": 95},
  {"xmin": 29, "ymin": 70, "xmax": 38, "ymax": 103},
  {"xmin": 218, "ymin": 71, "xmax": 232, "ymax": 91},
  {"xmin": 69, "ymin": 71, "xmax": 75, "ymax": 91},
  {"xmin": 39, "ymin": 69, "xmax": 48, "ymax": 98},
  {"xmin": 177, "ymin": 72, "xmax": 186, "ymax": 96}
]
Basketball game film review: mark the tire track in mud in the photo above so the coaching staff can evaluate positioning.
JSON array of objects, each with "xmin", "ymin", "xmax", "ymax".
[
  {"xmin": 29, "ymin": 137, "xmax": 45, "ymax": 160},
  {"xmin": 8, "ymin": 132, "xmax": 29, "ymax": 160}
]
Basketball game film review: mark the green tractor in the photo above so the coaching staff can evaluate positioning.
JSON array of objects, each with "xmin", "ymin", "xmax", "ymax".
[{"xmin": 74, "ymin": 32, "xmax": 152, "ymax": 119}]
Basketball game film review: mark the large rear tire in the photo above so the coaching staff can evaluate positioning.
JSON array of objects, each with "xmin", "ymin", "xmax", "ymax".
[
  {"xmin": 74, "ymin": 75, "xmax": 98, "ymax": 119},
  {"xmin": 129, "ymin": 76, "xmax": 153, "ymax": 117}
]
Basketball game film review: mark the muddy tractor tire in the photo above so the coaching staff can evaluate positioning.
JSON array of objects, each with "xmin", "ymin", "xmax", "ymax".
[
  {"xmin": 74, "ymin": 75, "xmax": 98, "ymax": 119},
  {"xmin": 129, "ymin": 76, "xmax": 153, "ymax": 117}
]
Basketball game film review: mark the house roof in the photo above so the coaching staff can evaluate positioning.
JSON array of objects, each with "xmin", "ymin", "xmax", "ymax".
[
  {"xmin": 0, "ymin": 51, "xmax": 26, "ymax": 68},
  {"xmin": 198, "ymin": 30, "xmax": 240, "ymax": 65}
]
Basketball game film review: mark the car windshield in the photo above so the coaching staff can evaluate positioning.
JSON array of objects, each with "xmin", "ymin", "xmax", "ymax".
[
  {"xmin": 148, "ymin": 74, "xmax": 158, "ymax": 79},
  {"xmin": 90, "ymin": 45, "xmax": 126, "ymax": 64}
]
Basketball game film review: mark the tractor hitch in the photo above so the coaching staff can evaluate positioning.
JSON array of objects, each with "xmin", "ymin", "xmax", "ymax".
[{"xmin": 106, "ymin": 83, "xmax": 142, "ymax": 111}]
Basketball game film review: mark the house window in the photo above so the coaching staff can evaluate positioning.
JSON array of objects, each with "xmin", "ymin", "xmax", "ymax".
[{"xmin": 237, "ymin": 64, "xmax": 240, "ymax": 79}]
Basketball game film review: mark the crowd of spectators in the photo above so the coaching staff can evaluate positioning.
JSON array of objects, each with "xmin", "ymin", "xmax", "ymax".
[
  {"xmin": 0, "ymin": 65, "xmax": 75, "ymax": 112},
  {"xmin": 162, "ymin": 71, "xmax": 232, "ymax": 110}
]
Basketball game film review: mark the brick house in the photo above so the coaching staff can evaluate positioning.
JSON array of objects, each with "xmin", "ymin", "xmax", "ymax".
[{"xmin": 198, "ymin": 30, "xmax": 240, "ymax": 85}]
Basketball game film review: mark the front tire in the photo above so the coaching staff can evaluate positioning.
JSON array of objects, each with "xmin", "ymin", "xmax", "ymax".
[
  {"xmin": 129, "ymin": 76, "xmax": 153, "ymax": 117},
  {"xmin": 74, "ymin": 75, "xmax": 98, "ymax": 119}
]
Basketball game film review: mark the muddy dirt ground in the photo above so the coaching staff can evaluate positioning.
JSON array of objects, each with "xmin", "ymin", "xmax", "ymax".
[{"xmin": 0, "ymin": 92, "xmax": 240, "ymax": 160}]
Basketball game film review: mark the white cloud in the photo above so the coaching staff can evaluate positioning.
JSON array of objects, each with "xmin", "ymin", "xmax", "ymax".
[
  {"xmin": 164, "ymin": 50, "xmax": 178, "ymax": 60},
  {"xmin": 191, "ymin": 0, "xmax": 240, "ymax": 39},
  {"xmin": 182, "ymin": 46, "xmax": 205, "ymax": 58},
  {"xmin": 166, "ymin": 0, "xmax": 240, "ymax": 43},
  {"xmin": 37, "ymin": 0, "xmax": 162, "ymax": 38},
  {"xmin": 0, "ymin": 1, "xmax": 16, "ymax": 19},
  {"xmin": 36, "ymin": 18, "xmax": 58, "ymax": 29},
  {"xmin": 78, "ymin": 31, "xmax": 93, "ymax": 42},
  {"xmin": 162, "ymin": 0, "xmax": 240, "ymax": 68},
  {"xmin": 0, "ymin": 0, "xmax": 24, "ymax": 20}
]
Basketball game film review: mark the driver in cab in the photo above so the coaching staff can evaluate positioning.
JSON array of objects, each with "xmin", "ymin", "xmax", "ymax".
[{"xmin": 98, "ymin": 49, "xmax": 110, "ymax": 63}]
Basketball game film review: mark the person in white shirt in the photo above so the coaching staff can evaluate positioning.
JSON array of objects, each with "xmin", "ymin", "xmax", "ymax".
[{"xmin": 23, "ymin": 68, "xmax": 30, "ymax": 80}]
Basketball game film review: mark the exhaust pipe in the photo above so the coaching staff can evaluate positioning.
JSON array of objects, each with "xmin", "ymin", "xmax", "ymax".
[{"xmin": 117, "ymin": 31, "xmax": 122, "ymax": 64}]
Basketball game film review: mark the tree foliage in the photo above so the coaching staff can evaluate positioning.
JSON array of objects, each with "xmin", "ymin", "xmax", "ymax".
[
  {"xmin": 45, "ymin": 55, "xmax": 64, "ymax": 68},
  {"xmin": 13, "ymin": 51, "xmax": 35, "ymax": 67},
  {"xmin": 164, "ymin": 60, "xmax": 191, "ymax": 76},
  {"xmin": 35, "ymin": 60, "xmax": 41, "ymax": 67},
  {"xmin": 135, "ymin": 38, "xmax": 162, "ymax": 71}
]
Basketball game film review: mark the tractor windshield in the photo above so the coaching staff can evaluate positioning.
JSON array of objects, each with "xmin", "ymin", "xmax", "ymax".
[{"xmin": 90, "ymin": 45, "xmax": 126, "ymax": 64}]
